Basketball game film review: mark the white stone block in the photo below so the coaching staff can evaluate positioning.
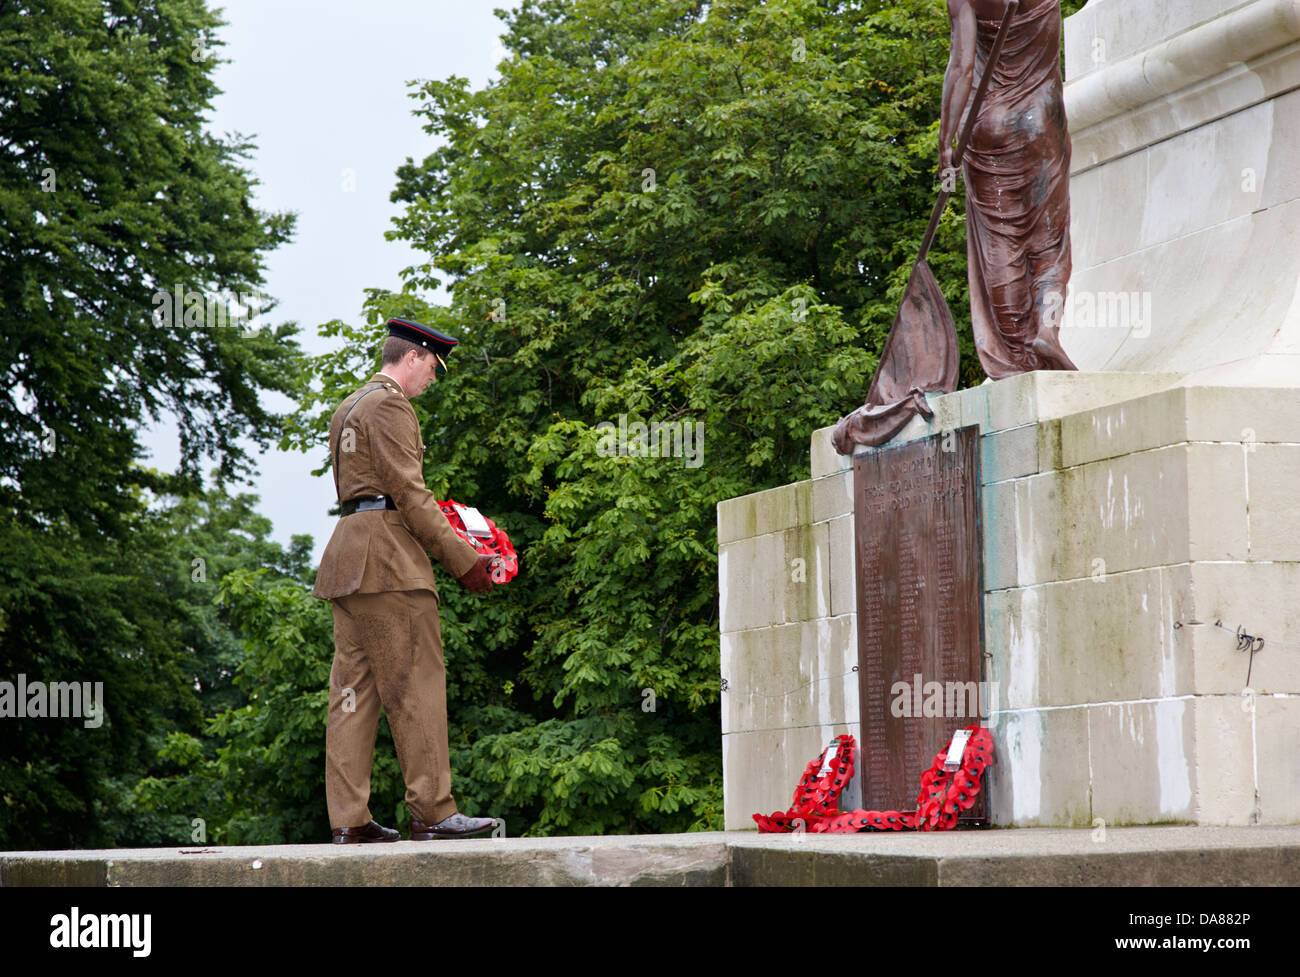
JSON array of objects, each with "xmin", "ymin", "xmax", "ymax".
[
  {"xmin": 1180, "ymin": 563, "xmax": 1300, "ymax": 693},
  {"xmin": 1256, "ymin": 695, "xmax": 1300, "ymax": 823},
  {"xmin": 1063, "ymin": 0, "xmax": 1253, "ymax": 85},
  {"xmin": 1188, "ymin": 694, "xmax": 1260, "ymax": 825},
  {"xmin": 720, "ymin": 616, "xmax": 858, "ymax": 736},
  {"xmin": 811, "ymin": 469, "xmax": 852, "ymax": 524},
  {"xmin": 1246, "ymin": 445, "xmax": 1300, "ymax": 561},
  {"xmin": 826, "ymin": 514, "xmax": 856, "ymax": 618},
  {"xmin": 986, "ymin": 566, "xmax": 1189, "ymax": 709},
  {"xmin": 723, "ymin": 723, "xmax": 860, "ymax": 831},
  {"xmin": 1089, "ymin": 698, "xmax": 1197, "ymax": 825},
  {"xmin": 810, "ymin": 425, "xmax": 850, "ymax": 480},
  {"xmin": 980, "ymin": 423, "xmax": 1040, "ymax": 483},
  {"xmin": 719, "ymin": 522, "xmax": 831, "ymax": 633},
  {"xmin": 986, "ymin": 706, "xmax": 1092, "ymax": 827}
]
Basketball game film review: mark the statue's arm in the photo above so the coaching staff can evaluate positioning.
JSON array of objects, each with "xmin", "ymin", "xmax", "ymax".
[{"xmin": 939, "ymin": 0, "xmax": 978, "ymax": 174}]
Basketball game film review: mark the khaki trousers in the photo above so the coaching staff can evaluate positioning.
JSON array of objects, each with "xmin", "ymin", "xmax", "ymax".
[{"xmin": 325, "ymin": 589, "xmax": 458, "ymax": 829}]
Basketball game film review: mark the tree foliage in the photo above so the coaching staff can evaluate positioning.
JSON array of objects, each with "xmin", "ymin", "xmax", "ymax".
[{"xmin": 0, "ymin": 0, "xmax": 299, "ymax": 848}]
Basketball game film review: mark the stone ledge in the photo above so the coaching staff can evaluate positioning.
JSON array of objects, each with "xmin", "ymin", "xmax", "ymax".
[
  {"xmin": 0, "ymin": 835, "xmax": 732, "ymax": 888},
  {"xmin": 1065, "ymin": 0, "xmax": 1300, "ymax": 169},
  {"xmin": 1064, "ymin": 0, "xmax": 1256, "ymax": 81},
  {"xmin": 5, "ymin": 826, "xmax": 1299, "ymax": 887},
  {"xmin": 810, "ymin": 373, "xmax": 1187, "ymax": 480},
  {"xmin": 728, "ymin": 825, "xmax": 1300, "ymax": 886}
]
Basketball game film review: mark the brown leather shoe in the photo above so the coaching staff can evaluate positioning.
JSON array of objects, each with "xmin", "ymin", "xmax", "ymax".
[
  {"xmin": 410, "ymin": 811, "xmax": 496, "ymax": 840},
  {"xmin": 331, "ymin": 820, "xmax": 400, "ymax": 844}
]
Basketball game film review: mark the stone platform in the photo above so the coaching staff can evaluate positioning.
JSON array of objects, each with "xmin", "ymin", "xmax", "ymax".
[{"xmin": 3, "ymin": 825, "xmax": 1299, "ymax": 887}]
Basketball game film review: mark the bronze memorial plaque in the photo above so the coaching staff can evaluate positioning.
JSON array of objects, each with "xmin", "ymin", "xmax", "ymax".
[{"xmin": 854, "ymin": 425, "xmax": 986, "ymax": 819}]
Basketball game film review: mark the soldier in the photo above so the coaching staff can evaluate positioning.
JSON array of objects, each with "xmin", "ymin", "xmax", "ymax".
[{"xmin": 313, "ymin": 317, "xmax": 497, "ymax": 842}]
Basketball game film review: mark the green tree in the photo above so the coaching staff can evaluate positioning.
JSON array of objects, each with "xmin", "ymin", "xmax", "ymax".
[
  {"xmin": 0, "ymin": 0, "xmax": 299, "ymax": 848},
  {"xmin": 131, "ymin": 563, "xmax": 340, "ymax": 846}
]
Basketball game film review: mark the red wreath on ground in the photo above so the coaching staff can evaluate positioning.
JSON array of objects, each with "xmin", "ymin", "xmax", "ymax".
[
  {"xmin": 753, "ymin": 727, "xmax": 994, "ymax": 833},
  {"xmin": 438, "ymin": 499, "xmax": 519, "ymax": 584}
]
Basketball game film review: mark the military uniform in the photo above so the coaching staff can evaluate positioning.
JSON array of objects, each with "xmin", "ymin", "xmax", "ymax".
[{"xmin": 313, "ymin": 369, "xmax": 481, "ymax": 831}]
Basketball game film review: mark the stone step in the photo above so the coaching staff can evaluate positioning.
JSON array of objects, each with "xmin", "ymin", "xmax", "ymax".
[{"xmin": 3, "ymin": 826, "xmax": 1298, "ymax": 887}]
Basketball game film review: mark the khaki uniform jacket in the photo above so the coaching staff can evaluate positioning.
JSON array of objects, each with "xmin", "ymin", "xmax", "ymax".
[{"xmin": 312, "ymin": 372, "xmax": 480, "ymax": 602}]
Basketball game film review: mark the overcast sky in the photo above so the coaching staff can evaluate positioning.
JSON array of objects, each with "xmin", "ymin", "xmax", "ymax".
[{"xmin": 140, "ymin": 0, "xmax": 520, "ymax": 564}]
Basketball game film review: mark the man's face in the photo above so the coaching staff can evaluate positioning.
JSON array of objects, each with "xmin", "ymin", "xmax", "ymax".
[{"xmin": 408, "ymin": 349, "xmax": 440, "ymax": 395}]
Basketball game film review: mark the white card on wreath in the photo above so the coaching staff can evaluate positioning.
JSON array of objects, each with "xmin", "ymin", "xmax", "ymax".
[{"xmin": 454, "ymin": 503, "xmax": 494, "ymax": 539}]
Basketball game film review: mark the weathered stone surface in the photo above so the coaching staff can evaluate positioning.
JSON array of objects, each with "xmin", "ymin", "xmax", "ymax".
[
  {"xmin": 1246, "ymin": 444, "xmax": 1300, "ymax": 562},
  {"xmin": 723, "ymin": 723, "xmax": 860, "ymax": 831},
  {"xmin": 808, "ymin": 373, "xmax": 1183, "ymax": 480},
  {"xmin": 1063, "ymin": 0, "xmax": 1300, "ymax": 381},
  {"xmin": 1065, "ymin": 201, "xmax": 1300, "ymax": 379},
  {"xmin": 2, "ymin": 836, "xmax": 731, "ymax": 888},
  {"xmin": 985, "ymin": 706, "xmax": 1093, "ymax": 828},
  {"xmin": 1060, "ymin": 387, "xmax": 1189, "ymax": 468},
  {"xmin": 964, "ymin": 373, "xmax": 1182, "ymax": 434},
  {"xmin": 980, "ymin": 423, "xmax": 1039, "ymax": 483},
  {"xmin": 980, "ymin": 475, "xmax": 1022, "ymax": 593},
  {"xmin": 810, "ymin": 425, "xmax": 852, "ymax": 480},
  {"xmin": 9, "ymin": 826, "xmax": 1300, "ymax": 887},
  {"xmin": 1089, "ymin": 698, "xmax": 1197, "ymax": 825},
  {"xmin": 719, "ymin": 522, "xmax": 829, "ymax": 632},
  {"xmin": 1064, "ymin": 0, "xmax": 1245, "ymax": 83},
  {"xmin": 1179, "ymin": 562, "xmax": 1300, "ymax": 695},
  {"xmin": 1188, "ymin": 694, "xmax": 1259, "ymax": 826},
  {"xmin": 826, "ymin": 514, "xmax": 855, "ymax": 617},
  {"xmin": 1186, "ymin": 444, "xmax": 1250, "ymax": 561},
  {"xmin": 1255, "ymin": 696, "xmax": 1300, "ymax": 824},
  {"xmin": 811, "ymin": 469, "xmax": 852, "ymax": 525},
  {"xmin": 717, "ymin": 480, "xmax": 811, "ymax": 546},
  {"xmin": 1183, "ymin": 384, "xmax": 1300, "ymax": 444},
  {"xmin": 995, "ymin": 443, "xmax": 1248, "ymax": 587},
  {"xmin": 720, "ymin": 617, "xmax": 857, "ymax": 735},
  {"xmin": 985, "ymin": 566, "xmax": 1187, "ymax": 709},
  {"xmin": 1066, "ymin": 1, "xmax": 1300, "ymax": 169},
  {"xmin": 728, "ymin": 844, "xmax": 938, "ymax": 887}
]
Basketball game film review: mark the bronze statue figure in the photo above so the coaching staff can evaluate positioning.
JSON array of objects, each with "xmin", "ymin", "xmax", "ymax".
[
  {"xmin": 832, "ymin": 0, "xmax": 1075, "ymax": 455},
  {"xmin": 942, "ymin": 0, "xmax": 1075, "ymax": 377}
]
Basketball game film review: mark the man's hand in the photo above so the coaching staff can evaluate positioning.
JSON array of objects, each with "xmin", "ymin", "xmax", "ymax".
[{"xmin": 457, "ymin": 553, "xmax": 495, "ymax": 594}]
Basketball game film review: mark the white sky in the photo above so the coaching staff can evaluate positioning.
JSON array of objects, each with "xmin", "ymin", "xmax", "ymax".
[{"xmin": 141, "ymin": 0, "xmax": 519, "ymax": 564}]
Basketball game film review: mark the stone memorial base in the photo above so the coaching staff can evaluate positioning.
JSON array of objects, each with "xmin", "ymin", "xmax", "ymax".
[{"xmin": 719, "ymin": 372, "xmax": 1300, "ymax": 829}]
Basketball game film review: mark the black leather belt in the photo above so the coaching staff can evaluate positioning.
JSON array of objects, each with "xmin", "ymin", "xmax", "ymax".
[{"xmin": 339, "ymin": 495, "xmax": 397, "ymax": 516}]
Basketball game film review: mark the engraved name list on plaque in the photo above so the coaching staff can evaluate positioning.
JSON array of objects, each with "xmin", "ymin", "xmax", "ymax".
[{"xmin": 853, "ymin": 425, "xmax": 986, "ymax": 819}]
